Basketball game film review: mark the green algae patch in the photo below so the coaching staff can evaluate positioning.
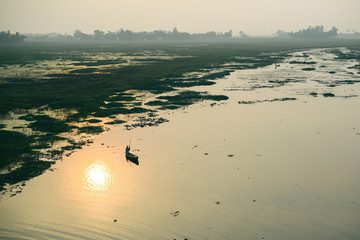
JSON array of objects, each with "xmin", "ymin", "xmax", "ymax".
[
  {"xmin": 0, "ymin": 160, "xmax": 54, "ymax": 191},
  {"xmin": 20, "ymin": 114, "xmax": 73, "ymax": 134},
  {"xmin": 107, "ymin": 94, "xmax": 136, "ymax": 102},
  {"xmin": 302, "ymin": 67, "xmax": 316, "ymax": 71},
  {"xmin": 105, "ymin": 119, "xmax": 127, "ymax": 125},
  {"xmin": 289, "ymin": 61, "xmax": 317, "ymax": 64},
  {"xmin": 86, "ymin": 119, "xmax": 103, "ymax": 123},
  {"xmin": 93, "ymin": 107, "xmax": 148, "ymax": 118},
  {"xmin": 323, "ymin": 92, "xmax": 335, "ymax": 97},
  {"xmin": 157, "ymin": 91, "xmax": 228, "ymax": 106},
  {"xmin": 0, "ymin": 130, "xmax": 33, "ymax": 169},
  {"xmin": 78, "ymin": 126, "xmax": 104, "ymax": 135},
  {"xmin": 70, "ymin": 68, "xmax": 98, "ymax": 74}
]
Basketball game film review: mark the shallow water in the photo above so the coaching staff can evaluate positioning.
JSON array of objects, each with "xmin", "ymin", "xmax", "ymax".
[{"xmin": 1, "ymin": 48, "xmax": 360, "ymax": 239}]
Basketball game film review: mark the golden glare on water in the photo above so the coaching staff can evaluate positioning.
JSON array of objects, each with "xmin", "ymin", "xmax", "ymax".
[{"xmin": 83, "ymin": 160, "xmax": 112, "ymax": 192}]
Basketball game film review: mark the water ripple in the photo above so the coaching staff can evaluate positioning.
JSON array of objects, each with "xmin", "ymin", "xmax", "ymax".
[{"xmin": 83, "ymin": 161, "xmax": 113, "ymax": 193}]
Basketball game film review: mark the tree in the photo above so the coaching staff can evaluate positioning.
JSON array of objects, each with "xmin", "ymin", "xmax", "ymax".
[
  {"xmin": 223, "ymin": 30, "xmax": 232, "ymax": 38},
  {"xmin": 93, "ymin": 30, "xmax": 105, "ymax": 40},
  {"xmin": 239, "ymin": 31, "xmax": 249, "ymax": 38},
  {"xmin": 274, "ymin": 30, "xmax": 289, "ymax": 38},
  {"xmin": 289, "ymin": 25, "xmax": 338, "ymax": 39},
  {"xmin": 0, "ymin": 30, "xmax": 26, "ymax": 43}
]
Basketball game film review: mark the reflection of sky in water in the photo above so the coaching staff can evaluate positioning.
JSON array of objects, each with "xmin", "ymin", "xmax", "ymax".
[{"xmin": 83, "ymin": 160, "xmax": 112, "ymax": 192}]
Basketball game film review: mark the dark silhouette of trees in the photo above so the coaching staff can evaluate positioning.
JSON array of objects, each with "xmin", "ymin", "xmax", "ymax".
[
  {"xmin": 4, "ymin": 25, "xmax": 349, "ymax": 43},
  {"xmin": 239, "ymin": 31, "xmax": 249, "ymax": 38},
  {"xmin": 0, "ymin": 31, "xmax": 26, "ymax": 43},
  {"xmin": 274, "ymin": 30, "xmax": 289, "ymax": 38},
  {"xmin": 288, "ymin": 26, "xmax": 338, "ymax": 39},
  {"xmin": 73, "ymin": 30, "xmax": 91, "ymax": 41},
  {"xmin": 24, "ymin": 27, "xmax": 236, "ymax": 42},
  {"xmin": 93, "ymin": 30, "xmax": 105, "ymax": 41}
]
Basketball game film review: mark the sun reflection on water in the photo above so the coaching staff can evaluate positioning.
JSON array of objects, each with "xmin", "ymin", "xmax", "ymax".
[{"xmin": 84, "ymin": 160, "xmax": 112, "ymax": 192}]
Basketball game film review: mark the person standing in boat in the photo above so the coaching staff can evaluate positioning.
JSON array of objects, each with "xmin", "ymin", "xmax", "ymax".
[{"xmin": 126, "ymin": 145, "xmax": 130, "ymax": 153}]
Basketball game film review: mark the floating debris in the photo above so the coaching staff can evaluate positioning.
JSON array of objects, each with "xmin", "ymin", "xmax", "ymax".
[
  {"xmin": 238, "ymin": 97, "xmax": 296, "ymax": 104},
  {"xmin": 323, "ymin": 92, "xmax": 335, "ymax": 97},
  {"xmin": 125, "ymin": 117, "xmax": 169, "ymax": 130},
  {"xmin": 228, "ymin": 155, "xmax": 234, "ymax": 157},
  {"xmin": 301, "ymin": 67, "xmax": 316, "ymax": 71},
  {"xmin": 113, "ymin": 219, "xmax": 117, "ymax": 222},
  {"xmin": 216, "ymin": 201, "xmax": 220, "ymax": 205},
  {"xmin": 170, "ymin": 211, "xmax": 180, "ymax": 217}
]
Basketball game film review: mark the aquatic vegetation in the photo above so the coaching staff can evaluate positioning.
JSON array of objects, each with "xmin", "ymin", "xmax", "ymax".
[
  {"xmin": 20, "ymin": 114, "xmax": 73, "ymax": 134},
  {"xmin": 105, "ymin": 119, "xmax": 126, "ymax": 125},
  {"xmin": 323, "ymin": 92, "xmax": 335, "ymax": 97},
  {"xmin": 31, "ymin": 143, "xmax": 51, "ymax": 150},
  {"xmin": 125, "ymin": 117, "xmax": 169, "ymax": 130},
  {"xmin": 70, "ymin": 68, "xmax": 98, "ymax": 74},
  {"xmin": 32, "ymin": 134, "xmax": 67, "ymax": 144},
  {"xmin": 145, "ymin": 100, "xmax": 169, "ymax": 106},
  {"xmin": 0, "ymin": 130, "xmax": 33, "ymax": 169},
  {"xmin": 93, "ymin": 107, "xmax": 148, "ymax": 118},
  {"xmin": 302, "ymin": 67, "xmax": 316, "ymax": 71},
  {"xmin": 238, "ymin": 97, "xmax": 297, "ymax": 104},
  {"xmin": 289, "ymin": 61, "xmax": 317, "ymax": 64},
  {"xmin": 107, "ymin": 94, "xmax": 136, "ymax": 102},
  {"xmin": 72, "ymin": 59, "xmax": 127, "ymax": 66},
  {"xmin": 0, "ymin": 161, "xmax": 54, "ymax": 191},
  {"xmin": 78, "ymin": 126, "xmax": 104, "ymax": 135},
  {"xmin": 158, "ymin": 105, "xmax": 181, "ymax": 110},
  {"xmin": 332, "ymin": 49, "xmax": 360, "ymax": 61},
  {"xmin": 85, "ymin": 119, "xmax": 102, "ymax": 123},
  {"xmin": 347, "ymin": 64, "xmax": 360, "ymax": 71},
  {"xmin": 156, "ymin": 91, "xmax": 228, "ymax": 106}
]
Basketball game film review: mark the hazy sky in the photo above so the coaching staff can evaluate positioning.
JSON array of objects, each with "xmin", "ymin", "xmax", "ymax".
[{"xmin": 1, "ymin": 0, "xmax": 359, "ymax": 36}]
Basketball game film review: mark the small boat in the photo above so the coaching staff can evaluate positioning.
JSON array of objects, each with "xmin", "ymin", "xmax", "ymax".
[{"xmin": 125, "ymin": 145, "xmax": 139, "ymax": 165}]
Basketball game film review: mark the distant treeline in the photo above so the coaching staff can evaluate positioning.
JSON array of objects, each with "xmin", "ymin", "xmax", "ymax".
[
  {"xmin": 0, "ymin": 30, "xmax": 26, "ymax": 43},
  {"xmin": 26, "ymin": 27, "xmax": 233, "ymax": 42},
  {"xmin": 2, "ymin": 26, "xmax": 359, "ymax": 43},
  {"xmin": 275, "ymin": 25, "xmax": 339, "ymax": 39}
]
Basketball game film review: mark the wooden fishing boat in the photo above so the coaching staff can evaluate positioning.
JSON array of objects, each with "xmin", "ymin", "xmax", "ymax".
[{"xmin": 125, "ymin": 146, "xmax": 139, "ymax": 165}]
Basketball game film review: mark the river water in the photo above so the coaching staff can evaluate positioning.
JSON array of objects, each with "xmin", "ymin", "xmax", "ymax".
[{"xmin": 1, "ymin": 48, "xmax": 360, "ymax": 240}]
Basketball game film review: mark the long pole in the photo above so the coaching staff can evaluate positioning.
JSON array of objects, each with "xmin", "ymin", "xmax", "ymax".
[{"xmin": 129, "ymin": 136, "xmax": 132, "ymax": 147}]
